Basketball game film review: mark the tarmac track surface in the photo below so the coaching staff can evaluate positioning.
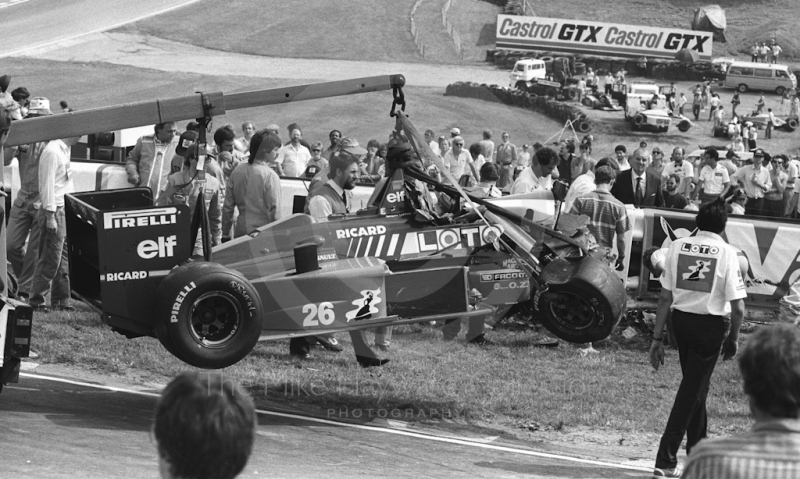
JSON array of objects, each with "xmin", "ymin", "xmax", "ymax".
[{"xmin": 0, "ymin": 373, "xmax": 654, "ymax": 479}]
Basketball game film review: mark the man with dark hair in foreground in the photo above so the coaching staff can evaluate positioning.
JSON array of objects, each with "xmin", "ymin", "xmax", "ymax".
[
  {"xmin": 682, "ymin": 324, "xmax": 800, "ymax": 478},
  {"xmin": 154, "ymin": 372, "xmax": 256, "ymax": 479}
]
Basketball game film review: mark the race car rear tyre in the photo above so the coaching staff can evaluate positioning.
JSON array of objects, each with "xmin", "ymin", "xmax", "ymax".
[
  {"xmin": 577, "ymin": 120, "xmax": 591, "ymax": 133},
  {"xmin": 155, "ymin": 262, "xmax": 262, "ymax": 369},
  {"xmin": 677, "ymin": 119, "xmax": 692, "ymax": 132},
  {"xmin": 712, "ymin": 125, "xmax": 726, "ymax": 138},
  {"xmin": 533, "ymin": 256, "xmax": 625, "ymax": 344},
  {"xmin": 786, "ymin": 118, "xmax": 799, "ymax": 131},
  {"xmin": 581, "ymin": 97, "xmax": 593, "ymax": 107}
]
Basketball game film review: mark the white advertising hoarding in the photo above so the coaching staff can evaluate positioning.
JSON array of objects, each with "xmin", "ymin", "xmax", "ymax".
[{"xmin": 496, "ymin": 14, "xmax": 713, "ymax": 60}]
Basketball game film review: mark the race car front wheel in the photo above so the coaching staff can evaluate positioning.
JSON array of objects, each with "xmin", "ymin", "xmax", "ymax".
[
  {"xmin": 533, "ymin": 255, "xmax": 625, "ymax": 343},
  {"xmin": 155, "ymin": 262, "xmax": 262, "ymax": 369}
]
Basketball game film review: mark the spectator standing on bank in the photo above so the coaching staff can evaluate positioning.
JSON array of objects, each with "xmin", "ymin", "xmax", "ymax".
[
  {"xmin": 126, "ymin": 122, "xmax": 179, "ymax": 203},
  {"xmin": 649, "ymin": 199, "xmax": 747, "ymax": 479},
  {"xmin": 750, "ymin": 43, "xmax": 758, "ymax": 62},
  {"xmin": 222, "ymin": 130, "xmax": 282, "ymax": 240},
  {"xmin": 730, "ymin": 148, "xmax": 771, "ymax": 216},
  {"xmin": 758, "ymin": 42, "xmax": 770, "ymax": 63},
  {"xmin": 495, "ymin": 131, "xmax": 517, "ymax": 189},
  {"xmin": 576, "ymin": 77, "xmax": 586, "ymax": 103},
  {"xmin": 764, "ymin": 154, "xmax": 787, "ymax": 217},
  {"xmin": 154, "ymin": 372, "xmax": 256, "ymax": 479},
  {"xmin": 770, "ymin": 42, "xmax": 783, "ymax": 64},
  {"xmin": 29, "ymin": 134, "xmax": 81, "ymax": 311},
  {"xmin": 678, "ymin": 93, "xmax": 687, "ymax": 116},
  {"xmin": 6, "ymin": 97, "xmax": 52, "ymax": 302},
  {"xmin": 681, "ymin": 324, "xmax": 800, "ymax": 478}
]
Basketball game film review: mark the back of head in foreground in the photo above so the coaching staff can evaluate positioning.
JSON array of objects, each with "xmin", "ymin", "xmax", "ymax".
[
  {"xmin": 154, "ymin": 372, "xmax": 256, "ymax": 479},
  {"xmin": 740, "ymin": 324, "xmax": 800, "ymax": 420}
]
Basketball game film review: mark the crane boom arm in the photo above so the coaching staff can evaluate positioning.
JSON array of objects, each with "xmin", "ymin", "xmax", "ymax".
[{"xmin": 4, "ymin": 74, "xmax": 405, "ymax": 147}]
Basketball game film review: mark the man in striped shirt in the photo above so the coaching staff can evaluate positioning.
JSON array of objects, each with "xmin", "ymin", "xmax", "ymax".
[
  {"xmin": 682, "ymin": 324, "xmax": 800, "ymax": 478},
  {"xmin": 569, "ymin": 160, "xmax": 631, "ymax": 270}
]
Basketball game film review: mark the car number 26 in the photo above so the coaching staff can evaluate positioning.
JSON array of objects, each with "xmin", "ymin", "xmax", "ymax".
[{"xmin": 302, "ymin": 302, "xmax": 336, "ymax": 326}]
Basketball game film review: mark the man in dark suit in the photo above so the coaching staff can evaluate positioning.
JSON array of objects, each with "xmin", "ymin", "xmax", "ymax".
[{"xmin": 612, "ymin": 151, "xmax": 665, "ymax": 207}]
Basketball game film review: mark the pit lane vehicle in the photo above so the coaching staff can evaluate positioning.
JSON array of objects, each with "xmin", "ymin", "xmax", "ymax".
[{"xmin": 1, "ymin": 75, "xmax": 626, "ymax": 369}]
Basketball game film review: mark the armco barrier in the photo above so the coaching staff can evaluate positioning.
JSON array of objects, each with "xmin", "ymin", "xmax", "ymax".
[{"xmin": 445, "ymin": 82, "xmax": 592, "ymax": 132}]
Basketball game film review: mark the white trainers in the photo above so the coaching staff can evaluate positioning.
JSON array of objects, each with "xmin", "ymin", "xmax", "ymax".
[{"xmin": 652, "ymin": 463, "xmax": 683, "ymax": 478}]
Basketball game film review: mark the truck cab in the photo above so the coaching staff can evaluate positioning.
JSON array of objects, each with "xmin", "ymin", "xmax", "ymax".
[{"xmin": 509, "ymin": 59, "xmax": 546, "ymax": 88}]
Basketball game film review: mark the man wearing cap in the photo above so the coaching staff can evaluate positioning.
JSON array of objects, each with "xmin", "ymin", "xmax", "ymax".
[
  {"xmin": 5, "ymin": 97, "xmax": 52, "ymax": 302},
  {"xmin": 730, "ymin": 149, "xmax": 771, "ymax": 216},
  {"xmin": 126, "ymin": 122, "xmax": 179, "ymax": 203},
  {"xmin": 662, "ymin": 148, "xmax": 694, "ymax": 198},
  {"xmin": 29, "ymin": 132, "xmax": 82, "ymax": 311},
  {"xmin": 450, "ymin": 127, "xmax": 461, "ymax": 139},
  {"xmin": 157, "ymin": 144, "xmax": 222, "ymax": 255},
  {"xmin": 223, "ymin": 130, "xmax": 282, "ymax": 239}
]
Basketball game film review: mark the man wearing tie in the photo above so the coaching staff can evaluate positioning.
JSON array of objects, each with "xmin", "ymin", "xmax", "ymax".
[{"xmin": 612, "ymin": 151, "xmax": 665, "ymax": 207}]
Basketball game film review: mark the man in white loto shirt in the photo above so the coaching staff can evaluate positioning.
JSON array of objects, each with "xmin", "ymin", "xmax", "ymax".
[{"xmin": 29, "ymin": 135, "xmax": 80, "ymax": 311}]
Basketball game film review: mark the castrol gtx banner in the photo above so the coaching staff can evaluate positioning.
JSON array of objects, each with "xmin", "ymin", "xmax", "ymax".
[{"xmin": 496, "ymin": 15, "xmax": 712, "ymax": 60}]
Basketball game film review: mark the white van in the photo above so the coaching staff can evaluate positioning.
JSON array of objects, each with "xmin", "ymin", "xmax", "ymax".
[
  {"xmin": 723, "ymin": 61, "xmax": 796, "ymax": 95},
  {"xmin": 509, "ymin": 59, "xmax": 546, "ymax": 88}
]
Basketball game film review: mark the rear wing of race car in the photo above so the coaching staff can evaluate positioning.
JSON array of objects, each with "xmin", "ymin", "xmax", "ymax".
[{"xmin": 65, "ymin": 188, "xmax": 193, "ymax": 337}]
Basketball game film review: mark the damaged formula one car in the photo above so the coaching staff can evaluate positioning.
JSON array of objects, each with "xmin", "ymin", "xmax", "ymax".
[{"xmin": 4, "ymin": 75, "xmax": 626, "ymax": 369}]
